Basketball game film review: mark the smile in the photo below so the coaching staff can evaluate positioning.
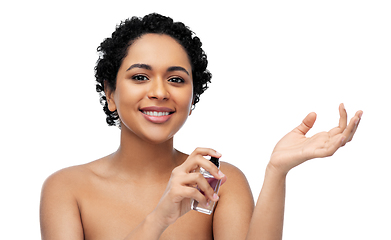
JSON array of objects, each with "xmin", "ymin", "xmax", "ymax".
[
  {"xmin": 142, "ymin": 111, "xmax": 171, "ymax": 116},
  {"xmin": 139, "ymin": 106, "xmax": 175, "ymax": 124}
]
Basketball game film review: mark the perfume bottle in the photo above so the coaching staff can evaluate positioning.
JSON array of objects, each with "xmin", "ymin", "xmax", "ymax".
[{"xmin": 190, "ymin": 157, "xmax": 221, "ymax": 215}]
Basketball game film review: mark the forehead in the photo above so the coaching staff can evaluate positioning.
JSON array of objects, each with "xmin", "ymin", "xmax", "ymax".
[{"xmin": 122, "ymin": 33, "xmax": 192, "ymax": 71}]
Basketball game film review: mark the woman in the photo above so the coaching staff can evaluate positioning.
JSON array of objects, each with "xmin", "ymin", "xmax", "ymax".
[{"xmin": 40, "ymin": 13, "xmax": 362, "ymax": 239}]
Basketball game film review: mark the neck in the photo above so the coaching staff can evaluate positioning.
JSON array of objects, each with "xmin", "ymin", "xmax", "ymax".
[{"xmin": 109, "ymin": 126, "xmax": 182, "ymax": 180}]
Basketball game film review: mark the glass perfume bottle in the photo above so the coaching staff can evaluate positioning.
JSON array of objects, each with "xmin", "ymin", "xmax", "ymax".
[{"xmin": 190, "ymin": 157, "xmax": 221, "ymax": 215}]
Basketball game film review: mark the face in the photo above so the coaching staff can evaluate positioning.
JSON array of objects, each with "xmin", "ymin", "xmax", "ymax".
[{"xmin": 107, "ymin": 34, "xmax": 194, "ymax": 144}]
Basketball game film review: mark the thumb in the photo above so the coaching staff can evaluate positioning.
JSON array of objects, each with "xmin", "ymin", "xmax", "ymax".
[{"xmin": 295, "ymin": 112, "xmax": 317, "ymax": 135}]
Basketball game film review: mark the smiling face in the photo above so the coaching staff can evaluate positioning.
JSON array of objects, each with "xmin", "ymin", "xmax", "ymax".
[{"xmin": 106, "ymin": 33, "xmax": 194, "ymax": 144}]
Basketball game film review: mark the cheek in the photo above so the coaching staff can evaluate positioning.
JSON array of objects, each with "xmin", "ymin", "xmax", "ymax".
[
  {"xmin": 175, "ymin": 87, "xmax": 194, "ymax": 111},
  {"xmin": 113, "ymin": 84, "xmax": 144, "ymax": 113}
]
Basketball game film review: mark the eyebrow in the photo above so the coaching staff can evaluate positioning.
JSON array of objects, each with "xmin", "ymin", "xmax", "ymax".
[
  {"xmin": 127, "ymin": 63, "xmax": 152, "ymax": 71},
  {"xmin": 167, "ymin": 66, "xmax": 190, "ymax": 76},
  {"xmin": 126, "ymin": 63, "xmax": 190, "ymax": 76}
]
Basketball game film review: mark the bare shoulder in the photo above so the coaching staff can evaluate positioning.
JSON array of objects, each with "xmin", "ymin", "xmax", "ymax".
[
  {"xmin": 219, "ymin": 161, "xmax": 252, "ymax": 192},
  {"xmin": 42, "ymin": 157, "xmax": 108, "ymax": 191},
  {"xmin": 219, "ymin": 162, "xmax": 253, "ymax": 201},
  {"xmin": 40, "ymin": 161, "xmax": 99, "ymax": 214},
  {"xmin": 44, "ymin": 165, "xmax": 86, "ymax": 183},
  {"xmin": 42, "ymin": 163, "xmax": 93, "ymax": 193},
  {"xmin": 213, "ymin": 161, "xmax": 254, "ymax": 239},
  {"xmin": 219, "ymin": 161, "xmax": 248, "ymax": 180},
  {"xmin": 40, "ymin": 158, "xmax": 108, "ymax": 239}
]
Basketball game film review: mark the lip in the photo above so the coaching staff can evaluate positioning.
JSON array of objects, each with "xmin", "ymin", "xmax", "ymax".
[
  {"xmin": 140, "ymin": 106, "xmax": 175, "ymax": 112},
  {"xmin": 139, "ymin": 106, "xmax": 175, "ymax": 124}
]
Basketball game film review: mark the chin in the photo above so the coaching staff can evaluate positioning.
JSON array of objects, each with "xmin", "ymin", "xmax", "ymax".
[
  {"xmin": 141, "ymin": 134, "xmax": 175, "ymax": 145},
  {"xmin": 121, "ymin": 120, "xmax": 183, "ymax": 145},
  {"xmin": 135, "ymin": 127, "xmax": 177, "ymax": 145}
]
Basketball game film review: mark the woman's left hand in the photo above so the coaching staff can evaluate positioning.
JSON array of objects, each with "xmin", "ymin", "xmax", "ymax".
[{"xmin": 269, "ymin": 103, "xmax": 363, "ymax": 175}]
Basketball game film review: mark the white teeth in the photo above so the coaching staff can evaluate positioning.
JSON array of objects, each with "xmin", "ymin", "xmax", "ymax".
[{"xmin": 143, "ymin": 111, "xmax": 170, "ymax": 116}]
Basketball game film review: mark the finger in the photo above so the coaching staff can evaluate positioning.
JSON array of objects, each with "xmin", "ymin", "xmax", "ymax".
[
  {"xmin": 295, "ymin": 112, "xmax": 317, "ymax": 135},
  {"xmin": 192, "ymin": 155, "xmax": 223, "ymax": 180},
  {"xmin": 315, "ymin": 134, "xmax": 345, "ymax": 158},
  {"xmin": 343, "ymin": 110, "xmax": 363, "ymax": 145},
  {"xmin": 346, "ymin": 118, "xmax": 360, "ymax": 143},
  {"xmin": 182, "ymin": 148, "xmax": 223, "ymax": 178},
  {"xmin": 220, "ymin": 174, "xmax": 227, "ymax": 186},
  {"xmin": 328, "ymin": 103, "xmax": 348, "ymax": 136},
  {"xmin": 338, "ymin": 103, "xmax": 348, "ymax": 130},
  {"xmin": 178, "ymin": 186, "xmax": 210, "ymax": 207},
  {"xmin": 185, "ymin": 172, "xmax": 218, "ymax": 202},
  {"xmin": 190, "ymin": 147, "xmax": 222, "ymax": 159},
  {"xmin": 340, "ymin": 115, "xmax": 360, "ymax": 146}
]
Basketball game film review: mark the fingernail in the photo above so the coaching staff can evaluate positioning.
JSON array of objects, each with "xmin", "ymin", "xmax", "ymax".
[
  {"xmin": 218, "ymin": 170, "xmax": 225, "ymax": 178},
  {"xmin": 213, "ymin": 193, "xmax": 219, "ymax": 201},
  {"xmin": 215, "ymin": 151, "xmax": 222, "ymax": 157}
]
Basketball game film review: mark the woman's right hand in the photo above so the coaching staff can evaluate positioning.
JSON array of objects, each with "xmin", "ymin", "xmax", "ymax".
[{"xmin": 150, "ymin": 148, "xmax": 226, "ymax": 230}]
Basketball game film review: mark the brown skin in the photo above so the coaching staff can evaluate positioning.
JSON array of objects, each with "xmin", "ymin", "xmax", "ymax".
[
  {"xmin": 40, "ymin": 34, "xmax": 254, "ymax": 240},
  {"xmin": 40, "ymin": 155, "xmax": 253, "ymax": 240},
  {"xmin": 40, "ymin": 33, "xmax": 363, "ymax": 240},
  {"xmin": 246, "ymin": 104, "xmax": 363, "ymax": 239}
]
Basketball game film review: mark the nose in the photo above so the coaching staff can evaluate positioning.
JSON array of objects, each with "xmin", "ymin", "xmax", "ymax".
[{"xmin": 148, "ymin": 78, "xmax": 170, "ymax": 101}]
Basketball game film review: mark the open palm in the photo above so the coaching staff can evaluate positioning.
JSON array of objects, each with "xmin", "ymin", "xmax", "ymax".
[{"xmin": 269, "ymin": 104, "xmax": 363, "ymax": 175}]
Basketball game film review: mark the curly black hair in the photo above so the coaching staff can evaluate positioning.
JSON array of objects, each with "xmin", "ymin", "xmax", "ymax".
[{"xmin": 95, "ymin": 13, "xmax": 212, "ymax": 127}]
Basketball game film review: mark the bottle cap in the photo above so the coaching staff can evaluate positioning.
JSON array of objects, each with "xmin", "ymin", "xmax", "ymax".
[{"xmin": 210, "ymin": 157, "xmax": 220, "ymax": 168}]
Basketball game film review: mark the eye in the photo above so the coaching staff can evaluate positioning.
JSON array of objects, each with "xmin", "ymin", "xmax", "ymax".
[
  {"xmin": 168, "ymin": 77, "xmax": 185, "ymax": 83},
  {"xmin": 132, "ymin": 75, "xmax": 149, "ymax": 81}
]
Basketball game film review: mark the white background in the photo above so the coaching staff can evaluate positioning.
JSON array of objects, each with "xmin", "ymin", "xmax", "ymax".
[{"xmin": 1, "ymin": 0, "xmax": 390, "ymax": 239}]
